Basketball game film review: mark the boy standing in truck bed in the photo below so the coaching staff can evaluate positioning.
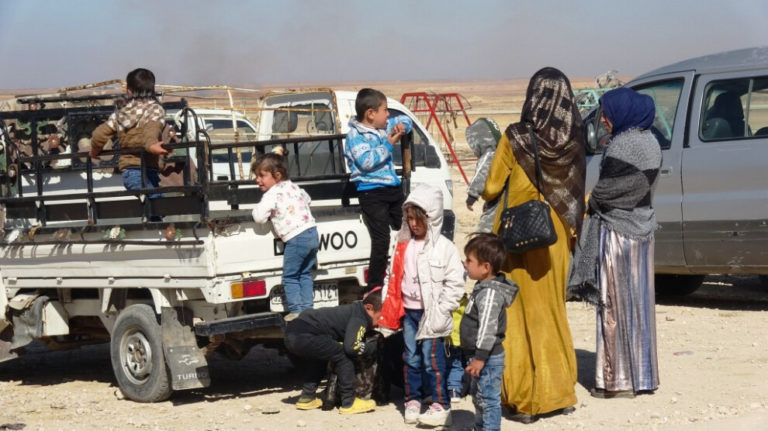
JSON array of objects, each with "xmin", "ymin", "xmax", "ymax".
[
  {"xmin": 90, "ymin": 68, "xmax": 168, "ymax": 197},
  {"xmin": 344, "ymin": 88, "xmax": 412, "ymax": 291}
]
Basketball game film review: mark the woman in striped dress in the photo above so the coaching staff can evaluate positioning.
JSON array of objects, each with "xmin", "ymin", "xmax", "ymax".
[{"xmin": 570, "ymin": 87, "xmax": 662, "ymax": 398}]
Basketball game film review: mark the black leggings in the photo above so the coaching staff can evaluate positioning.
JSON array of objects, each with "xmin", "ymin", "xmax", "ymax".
[
  {"xmin": 358, "ymin": 185, "xmax": 404, "ymax": 289},
  {"xmin": 284, "ymin": 331, "xmax": 356, "ymax": 407}
]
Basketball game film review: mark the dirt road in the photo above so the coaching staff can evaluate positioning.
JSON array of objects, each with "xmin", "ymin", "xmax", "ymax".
[{"xmin": 2, "ymin": 166, "xmax": 768, "ymax": 431}]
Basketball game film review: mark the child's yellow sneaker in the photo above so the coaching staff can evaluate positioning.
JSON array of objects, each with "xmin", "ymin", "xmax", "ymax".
[
  {"xmin": 338, "ymin": 398, "xmax": 376, "ymax": 415},
  {"xmin": 295, "ymin": 397, "xmax": 322, "ymax": 410}
]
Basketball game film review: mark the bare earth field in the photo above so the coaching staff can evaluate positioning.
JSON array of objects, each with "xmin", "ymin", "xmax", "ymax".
[{"xmin": 2, "ymin": 81, "xmax": 768, "ymax": 430}]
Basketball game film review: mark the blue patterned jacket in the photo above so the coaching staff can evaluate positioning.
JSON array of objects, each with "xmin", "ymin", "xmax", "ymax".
[{"xmin": 344, "ymin": 115, "xmax": 412, "ymax": 191}]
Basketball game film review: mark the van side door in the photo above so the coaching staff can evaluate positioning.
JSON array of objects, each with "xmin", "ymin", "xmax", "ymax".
[{"xmin": 682, "ymin": 72, "xmax": 768, "ymax": 271}]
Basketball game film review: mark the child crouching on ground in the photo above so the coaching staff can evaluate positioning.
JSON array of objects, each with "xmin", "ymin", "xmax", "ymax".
[
  {"xmin": 284, "ymin": 289, "xmax": 383, "ymax": 414},
  {"xmin": 251, "ymin": 148, "xmax": 319, "ymax": 318},
  {"xmin": 378, "ymin": 184, "xmax": 465, "ymax": 428},
  {"xmin": 460, "ymin": 233, "xmax": 519, "ymax": 431}
]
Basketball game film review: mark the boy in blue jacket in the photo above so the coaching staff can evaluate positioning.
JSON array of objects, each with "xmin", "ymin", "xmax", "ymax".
[{"xmin": 344, "ymin": 88, "xmax": 413, "ymax": 290}]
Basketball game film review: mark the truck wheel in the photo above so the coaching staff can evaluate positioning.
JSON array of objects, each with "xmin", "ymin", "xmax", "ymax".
[
  {"xmin": 655, "ymin": 274, "xmax": 705, "ymax": 296},
  {"xmin": 110, "ymin": 304, "xmax": 172, "ymax": 402}
]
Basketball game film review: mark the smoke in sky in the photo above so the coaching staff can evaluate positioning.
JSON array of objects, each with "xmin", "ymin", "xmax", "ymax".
[{"xmin": 1, "ymin": 0, "xmax": 766, "ymax": 89}]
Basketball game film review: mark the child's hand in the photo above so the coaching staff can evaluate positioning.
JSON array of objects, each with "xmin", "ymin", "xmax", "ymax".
[
  {"xmin": 148, "ymin": 141, "xmax": 169, "ymax": 155},
  {"xmin": 89, "ymin": 148, "xmax": 101, "ymax": 164},
  {"xmin": 387, "ymin": 129, "xmax": 403, "ymax": 145},
  {"xmin": 465, "ymin": 358, "xmax": 485, "ymax": 377}
]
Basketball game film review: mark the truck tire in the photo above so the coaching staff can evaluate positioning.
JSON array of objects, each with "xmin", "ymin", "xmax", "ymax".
[
  {"xmin": 110, "ymin": 304, "xmax": 172, "ymax": 402},
  {"xmin": 655, "ymin": 274, "xmax": 705, "ymax": 296}
]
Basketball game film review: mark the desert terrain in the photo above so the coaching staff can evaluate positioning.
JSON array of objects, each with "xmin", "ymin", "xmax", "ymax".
[{"xmin": 1, "ymin": 80, "xmax": 767, "ymax": 430}]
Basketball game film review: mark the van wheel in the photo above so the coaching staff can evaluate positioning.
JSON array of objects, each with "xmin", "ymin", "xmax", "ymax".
[
  {"xmin": 655, "ymin": 274, "xmax": 705, "ymax": 296},
  {"xmin": 110, "ymin": 304, "xmax": 172, "ymax": 402}
]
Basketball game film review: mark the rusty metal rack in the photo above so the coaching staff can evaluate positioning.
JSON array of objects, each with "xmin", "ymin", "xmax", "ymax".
[
  {"xmin": 0, "ymin": 102, "xmax": 358, "ymax": 233},
  {"xmin": 400, "ymin": 92, "xmax": 471, "ymax": 184}
]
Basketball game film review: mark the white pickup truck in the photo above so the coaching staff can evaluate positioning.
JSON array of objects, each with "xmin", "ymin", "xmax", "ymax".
[{"xmin": 0, "ymin": 86, "xmax": 454, "ymax": 402}]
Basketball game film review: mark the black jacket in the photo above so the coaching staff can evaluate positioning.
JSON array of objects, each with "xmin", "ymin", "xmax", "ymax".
[{"xmin": 286, "ymin": 301, "xmax": 375, "ymax": 357}]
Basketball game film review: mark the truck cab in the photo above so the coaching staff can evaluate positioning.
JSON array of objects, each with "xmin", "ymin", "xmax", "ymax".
[
  {"xmin": 582, "ymin": 47, "xmax": 768, "ymax": 294},
  {"xmin": 256, "ymin": 89, "xmax": 455, "ymax": 237}
]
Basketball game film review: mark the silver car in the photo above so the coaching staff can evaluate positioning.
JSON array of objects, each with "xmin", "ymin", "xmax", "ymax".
[{"xmin": 583, "ymin": 46, "xmax": 768, "ymax": 295}]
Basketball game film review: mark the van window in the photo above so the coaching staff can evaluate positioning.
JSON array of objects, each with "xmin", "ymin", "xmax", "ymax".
[
  {"xmin": 634, "ymin": 79, "xmax": 683, "ymax": 150},
  {"xmin": 700, "ymin": 77, "xmax": 768, "ymax": 141},
  {"xmin": 388, "ymin": 108, "xmax": 440, "ymax": 168},
  {"xmin": 586, "ymin": 79, "xmax": 683, "ymax": 153}
]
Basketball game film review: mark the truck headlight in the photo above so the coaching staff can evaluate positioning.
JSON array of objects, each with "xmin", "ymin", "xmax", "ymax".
[{"xmin": 445, "ymin": 179, "xmax": 453, "ymax": 197}]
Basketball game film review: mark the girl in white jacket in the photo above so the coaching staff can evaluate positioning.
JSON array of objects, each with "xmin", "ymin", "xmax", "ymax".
[{"xmin": 379, "ymin": 184, "xmax": 465, "ymax": 428}]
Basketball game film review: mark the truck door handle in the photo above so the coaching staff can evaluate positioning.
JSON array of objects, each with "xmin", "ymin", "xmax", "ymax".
[{"xmin": 660, "ymin": 167, "xmax": 673, "ymax": 176}]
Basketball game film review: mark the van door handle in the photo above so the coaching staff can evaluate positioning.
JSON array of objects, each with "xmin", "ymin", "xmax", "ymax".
[{"xmin": 660, "ymin": 167, "xmax": 673, "ymax": 176}]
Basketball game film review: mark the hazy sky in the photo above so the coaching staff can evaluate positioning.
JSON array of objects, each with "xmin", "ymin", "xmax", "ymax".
[{"xmin": 1, "ymin": 0, "xmax": 766, "ymax": 89}]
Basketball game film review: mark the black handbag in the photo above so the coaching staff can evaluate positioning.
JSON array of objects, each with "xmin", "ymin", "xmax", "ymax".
[{"xmin": 497, "ymin": 126, "xmax": 557, "ymax": 253}]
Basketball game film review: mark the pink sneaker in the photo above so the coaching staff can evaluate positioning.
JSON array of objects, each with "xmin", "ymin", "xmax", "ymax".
[
  {"xmin": 404, "ymin": 399, "xmax": 421, "ymax": 424},
  {"xmin": 418, "ymin": 403, "xmax": 452, "ymax": 427}
]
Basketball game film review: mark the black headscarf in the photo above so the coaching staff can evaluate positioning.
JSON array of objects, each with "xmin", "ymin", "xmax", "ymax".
[{"xmin": 506, "ymin": 67, "xmax": 587, "ymax": 235}]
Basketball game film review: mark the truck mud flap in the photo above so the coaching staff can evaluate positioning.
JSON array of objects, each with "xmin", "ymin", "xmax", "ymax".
[
  {"xmin": 161, "ymin": 307, "xmax": 211, "ymax": 391},
  {"xmin": 193, "ymin": 312, "xmax": 284, "ymax": 337}
]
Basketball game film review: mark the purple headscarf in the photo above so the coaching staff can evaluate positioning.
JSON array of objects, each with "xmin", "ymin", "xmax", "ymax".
[{"xmin": 600, "ymin": 87, "xmax": 655, "ymax": 137}]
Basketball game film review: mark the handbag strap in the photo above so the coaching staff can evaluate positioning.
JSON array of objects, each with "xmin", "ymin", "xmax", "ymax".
[
  {"xmin": 527, "ymin": 124, "xmax": 545, "ymax": 200},
  {"xmin": 502, "ymin": 124, "xmax": 545, "ymax": 209}
]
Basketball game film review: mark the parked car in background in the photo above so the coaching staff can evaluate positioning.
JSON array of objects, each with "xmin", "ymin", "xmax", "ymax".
[{"xmin": 582, "ymin": 46, "xmax": 768, "ymax": 295}]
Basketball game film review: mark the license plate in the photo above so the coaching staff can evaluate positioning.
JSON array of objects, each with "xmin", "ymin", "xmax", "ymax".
[{"xmin": 269, "ymin": 283, "xmax": 339, "ymax": 312}]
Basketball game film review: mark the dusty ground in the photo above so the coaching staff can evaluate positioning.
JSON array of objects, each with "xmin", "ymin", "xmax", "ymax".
[{"xmin": 2, "ymin": 81, "xmax": 768, "ymax": 430}]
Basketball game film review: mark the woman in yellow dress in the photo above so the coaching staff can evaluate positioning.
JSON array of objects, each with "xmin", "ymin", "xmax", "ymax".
[{"xmin": 482, "ymin": 67, "xmax": 586, "ymax": 423}]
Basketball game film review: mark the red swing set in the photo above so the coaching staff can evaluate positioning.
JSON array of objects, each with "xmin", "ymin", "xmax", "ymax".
[{"xmin": 399, "ymin": 92, "xmax": 471, "ymax": 184}]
